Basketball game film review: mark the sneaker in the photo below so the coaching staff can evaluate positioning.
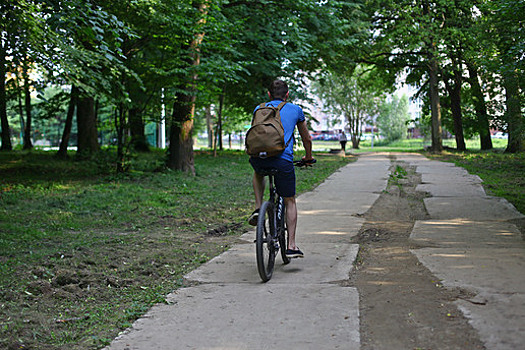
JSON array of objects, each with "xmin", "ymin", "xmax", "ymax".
[
  {"xmin": 248, "ymin": 209, "xmax": 259, "ymax": 226},
  {"xmin": 285, "ymin": 248, "xmax": 304, "ymax": 258}
]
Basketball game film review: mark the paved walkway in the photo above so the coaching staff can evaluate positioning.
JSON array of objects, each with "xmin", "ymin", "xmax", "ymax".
[{"xmin": 105, "ymin": 153, "xmax": 524, "ymax": 350}]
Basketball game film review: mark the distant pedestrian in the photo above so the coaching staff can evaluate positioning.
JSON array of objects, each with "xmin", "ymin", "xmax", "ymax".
[{"xmin": 339, "ymin": 130, "xmax": 347, "ymax": 152}]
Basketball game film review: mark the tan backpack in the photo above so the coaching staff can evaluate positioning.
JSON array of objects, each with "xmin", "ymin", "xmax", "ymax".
[{"xmin": 245, "ymin": 101, "xmax": 290, "ymax": 158}]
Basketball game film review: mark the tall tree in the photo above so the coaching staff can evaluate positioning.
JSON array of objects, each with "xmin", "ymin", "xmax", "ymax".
[
  {"xmin": 167, "ymin": 1, "xmax": 209, "ymax": 174},
  {"xmin": 364, "ymin": 0, "xmax": 448, "ymax": 152},
  {"xmin": 465, "ymin": 62, "xmax": 492, "ymax": 150},
  {"xmin": 76, "ymin": 95, "xmax": 99, "ymax": 156},
  {"xmin": 443, "ymin": 66, "xmax": 466, "ymax": 151},
  {"xmin": 0, "ymin": 0, "xmax": 43, "ymax": 150},
  {"xmin": 41, "ymin": 0, "xmax": 130, "ymax": 157},
  {"xmin": 21, "ymin": 59, "xmax": 33, "ymax": 150},
  {"xmin": 0, "ymin": 35, "xmax": 10, "ymax": 150},
  {"xmin": 315, "ymin": 66, "xmax": 384, "ymax": 149},
  {"xmin": 377, "ymin": 94, "xmax": 410, "ymax": 142},
  {"xmin": 468, "ymin": 0, "xmax": 523, "ymax": 152},
  {"xmin": 445, "ymin": 0, "xmax": 492, "ymax": 150},
  {"xmin": 56, "ymin": 86, "xmax": 78, "ymax": 158},
  {"xmin": 489, "ymin": 0, "xmax": 524, "ymax": 153}
]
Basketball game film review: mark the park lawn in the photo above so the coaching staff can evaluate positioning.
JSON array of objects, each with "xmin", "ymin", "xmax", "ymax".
[{"xmin": 0, "ymin": 149, "xmax": 353, "ymax": 350}]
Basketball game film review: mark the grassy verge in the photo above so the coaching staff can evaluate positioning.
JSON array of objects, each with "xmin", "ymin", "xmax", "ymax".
[
  {"xmin": 349, "ymin": 138, "xmax": 509, "ymax": 153},
  {"xmin": 0, "ymin": 149, "xmax": 352, "ymax": 350}
]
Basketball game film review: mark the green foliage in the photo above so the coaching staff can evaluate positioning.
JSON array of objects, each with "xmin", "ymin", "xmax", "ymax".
[
  {"xmin": 314, "ymin": 65, "xmax": 386, "ymax": 145},
  {"xmin": 221, "ymin": 105, "xmax": 251, "ymax": 134},
  {"xmin": 377, "ymin": 94, "xmax": 410, "ymax": 142},
  {"xmin": 220, "ymin": 0, "xmax": 368, "ymax": 110},
  {"xmin": 388, "ymin": 164, "xmax": 408, "ymax": 190}
]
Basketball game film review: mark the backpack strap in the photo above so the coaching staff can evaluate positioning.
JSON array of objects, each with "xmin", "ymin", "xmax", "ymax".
[
  {"xmin": 274, "ymin": 102, "xmax": 293, "ymax": 148},
  {"xmin": 260, "ymin": 101, "xmax": 287, "ymax": 110},
  {"xmin": 276, "ymin": 101, "xmax": 287, "ymax": 110}
]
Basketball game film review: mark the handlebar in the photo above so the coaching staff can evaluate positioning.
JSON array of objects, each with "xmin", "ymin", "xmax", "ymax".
[{"xmin": 293, "ymin": 158, "xmax": 317, "ymax": 167}]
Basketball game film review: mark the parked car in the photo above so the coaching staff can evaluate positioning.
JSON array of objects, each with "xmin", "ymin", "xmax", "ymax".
[{"xmin": 492, "ymin": 132, "xmax": 508, "ymax": 139}]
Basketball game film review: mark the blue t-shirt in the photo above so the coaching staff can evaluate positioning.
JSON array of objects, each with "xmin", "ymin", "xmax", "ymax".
[{"xmin": 253, "ymin": 99, "xmax": 305, "ymax": 162}]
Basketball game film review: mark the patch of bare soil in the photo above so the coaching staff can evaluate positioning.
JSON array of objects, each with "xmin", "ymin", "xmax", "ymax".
[
  {"xmin": 1, "ymin": 225, "xmax": 246, "ymax": 350},
  {"xmin": 352, "ymin": 159, "xmax": 486, "ymax": 350}
]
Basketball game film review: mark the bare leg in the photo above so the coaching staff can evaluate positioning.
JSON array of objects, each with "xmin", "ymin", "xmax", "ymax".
[
  {"xmin": 283, "ymin": 196, "xmax": 298, "ymax": 250},
  {"xmin": 253, "ymin": 172, "xmax": 265, "ymax": 209}
]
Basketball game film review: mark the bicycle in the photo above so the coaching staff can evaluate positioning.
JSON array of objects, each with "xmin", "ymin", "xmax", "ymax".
[{"xmin": 255, "ymin": 158, "xmax": 316, "ymax": 282}]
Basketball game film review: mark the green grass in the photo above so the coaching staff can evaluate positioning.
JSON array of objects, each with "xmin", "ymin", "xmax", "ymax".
[
  {"xmin": 0, "ymin": 148, "xmax": 352, "ymax": 350},
  {"xmin": 346, "ymin": 137, "xmax": 509, "ymax": 153}
]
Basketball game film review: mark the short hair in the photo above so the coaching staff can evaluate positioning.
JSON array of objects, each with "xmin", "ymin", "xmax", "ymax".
[{"xmin": 268, "ymin": 80, "xmax": 288, "ymax": 100}]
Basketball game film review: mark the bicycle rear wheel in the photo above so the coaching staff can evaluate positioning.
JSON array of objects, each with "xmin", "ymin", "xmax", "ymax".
[{"xmin": 256, "ymin": 201, "xmax": 276, "ymax": 282}]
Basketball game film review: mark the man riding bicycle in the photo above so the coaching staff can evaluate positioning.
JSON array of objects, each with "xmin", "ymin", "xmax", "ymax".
[{"xmin": 248, "ymin": 79, "xmax": 314, "ymax": 258}]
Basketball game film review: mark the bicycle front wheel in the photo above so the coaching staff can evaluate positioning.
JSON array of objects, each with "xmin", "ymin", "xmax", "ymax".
[{"xmin": 256, "ymin": 201, "xmax": 276, "ymax": 282}]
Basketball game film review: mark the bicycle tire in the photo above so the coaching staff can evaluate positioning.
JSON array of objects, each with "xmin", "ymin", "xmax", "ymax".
[
  {"xmin": 256, "ymin": 201, "xmax": 276, "ymax": 282},
  {"xmin": 278, "ymin": 204, "xmax": 290, "ymax": 265}
]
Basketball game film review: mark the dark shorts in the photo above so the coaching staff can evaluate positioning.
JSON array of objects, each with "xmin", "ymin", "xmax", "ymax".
[{"xmin": 249, "ymin": 157, "xmax": 296, "ymax": 198}]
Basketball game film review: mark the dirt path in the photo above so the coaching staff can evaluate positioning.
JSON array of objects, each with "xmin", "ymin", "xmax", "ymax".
[{"xmin": 352, "ymin": 158, "xmax": 486, "ymax": 350}]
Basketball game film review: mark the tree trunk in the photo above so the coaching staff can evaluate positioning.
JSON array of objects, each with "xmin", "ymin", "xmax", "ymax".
[
  {"xmin": 56, "ymin": 85, "xmax": 78, "ymax": 158},
  {"xmin": 168, "ymin": 92, "xmax": 195, "ymax": 174},
  {"xmin": 0, "ymin": 42, "xmax": 11, "ymax": 151},
  {"xmin": 129, "ymin": 107, "xmax": 149, "ymax": 152},
  {"xmin": 351, "ymin": 135, "xmax": 360, "ymax": 149},
  {"xmin": 503, "ymin": 71, "xmax": 524, "ymax": 153},
  {"xmin": 423, "ymin": 0, "xmax": 443, "ymax": 153},
  {"xmin": 115, "ymin": 104, "xmax": 128, "ymax": 173},
  {"xmin": 76, "ymin": 95, "xmax": 99, "ymax": 157},
  {"xmin": 217, "ymin": 92, "xmax": 224, "ymax": 151},
  {"xmin": 206, "ymin": 105, "xmax": 214, "ymax": 148},
  {"xmin": 166, "ymin": 1, "xmax": 208, "ymax": 172},
  {"xmin": 444, "ymin": 71, "xmax": 466, "ymax": 151},
  {"xmin": 428, "ymin": 58, "xmax": 443, "ymax": 152},
  {"xmin": 466, "ymin": 63, "xmax": 492, "ymax": 150},
  {"xmin": 22, "ymin": 66, "xmax": 33, "ymax": 150},
  {"xmin": 348, "ymin": 112, "xmax": 360, "ymax": 149}
]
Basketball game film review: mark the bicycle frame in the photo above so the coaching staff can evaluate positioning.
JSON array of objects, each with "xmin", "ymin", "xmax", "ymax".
[
  {"xmin": 255, "ymin": 158, "xmax": 315, "ymax": 282},
  {"xmin": 267, "ymin": 174, "xmax": 286, "ymax": 247},
  {"xmin": 255, "ymin": 172, "xmax": 289, "ymax": 282}
]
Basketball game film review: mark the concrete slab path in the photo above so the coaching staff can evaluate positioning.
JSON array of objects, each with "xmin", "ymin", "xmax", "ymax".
[
  {"xmin": 104, "ymin": 152, "xmax": 525, "ymax": 350},
  {"xmin": 396, "ymin": 153, "xmax": 525, "ymax": 350},
  {"xmin": 105, "ymin": 153, "xmax": 390, "ymax": 350}
]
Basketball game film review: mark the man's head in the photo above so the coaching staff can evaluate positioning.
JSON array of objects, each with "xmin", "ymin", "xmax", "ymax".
[{"xmin": 268, "ymin": 79, "xmax": 289, "ymax": 101}]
